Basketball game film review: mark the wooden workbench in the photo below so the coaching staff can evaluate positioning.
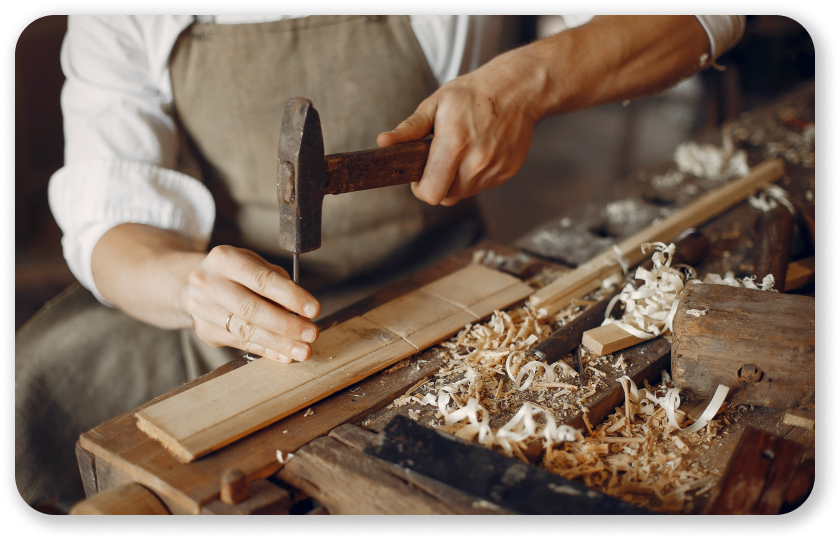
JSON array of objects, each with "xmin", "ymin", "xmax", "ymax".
[{"xmin": 73, "ymin": 83, "xmax": 816, "ymax": 515}]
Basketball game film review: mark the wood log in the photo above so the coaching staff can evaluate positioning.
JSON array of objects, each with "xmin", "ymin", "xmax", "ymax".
[
  {"xmin": 671, "ymin": 283, "xmax": 814, "ymax": 409},
  {"xmin": 136, "ymin": 264, "xmax": 533, "ymax": 462},
  {"xmin": 531, "ymin": 159, "xmax": 785, "ymax": 315},
  {"xmin": 705, "ymin": 427, "xmax": 804, "ymax": 514},
  {"xmin": 755, "ymin": 205, "xmax": 795, "ymax": 287},
  {"xmin": 69, "ymin": 483, "xmax": 169, "ymax": 515}
]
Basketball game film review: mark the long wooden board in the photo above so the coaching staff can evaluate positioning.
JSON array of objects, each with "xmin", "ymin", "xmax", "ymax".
[
  {"xmin": 530, "ymin": 159, "xmax": 785, "ymax": 315},
  {"xmin": 136, "ymin": 264, "xmax": 533, "ymax": 462}
]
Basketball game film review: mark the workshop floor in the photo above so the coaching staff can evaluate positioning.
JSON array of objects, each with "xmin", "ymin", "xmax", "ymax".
[{"xmin": 14, "ymin": 78, "xmax": 705, "ymax": 329}]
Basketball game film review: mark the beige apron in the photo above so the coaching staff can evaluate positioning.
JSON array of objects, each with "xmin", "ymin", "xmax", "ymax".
[
  {"xmin": 169, "ymin": 15, "xmax": 479, "ymax": 287},
  {"xmin": 16, "ymin": 15, "xmax": 483, "ymax": 511}
]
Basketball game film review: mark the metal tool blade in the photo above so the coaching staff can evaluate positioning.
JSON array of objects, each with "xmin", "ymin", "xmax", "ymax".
[
  {"xmin": 292, "ymin": 252, "xmax": 300, "ymax": 285},
  {"xmin": 572, "ymin": 346, "xmax": 587, "ymax": 385}
]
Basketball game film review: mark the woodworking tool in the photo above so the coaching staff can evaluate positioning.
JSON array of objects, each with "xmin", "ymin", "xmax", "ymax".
[
  {"xmin": 755, "ymin": 204, "xmax": 795, "ymax": 287},
  {"xmin": 277, "ymin": 98, "xmax": 432, "ymax": 284}
]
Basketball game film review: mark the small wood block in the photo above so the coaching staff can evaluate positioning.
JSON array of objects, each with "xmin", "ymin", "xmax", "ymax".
[
  {"xmin": 706, "ymin": 426, "xmax": 804, "ymax": 514},
  {"xmin": 69, "ymin": 483, "xmax": 169, "ymax": 515},
  {"xmin": 220, "ymin": 468, "xmax": 248, "ymax": 505},
  {"xmin": 581, "ymin": 324, "xmax": 647, "ymax": 356},
  {"xmin": 784, "ymin": 256, "xmax": 815, "ymax": 292},
  {"xmin": 75, "ymin": 440, "xmax": 97, "ymax": 498},
  {"xmin": 783, "ymin": 409, "xmax": 815, "ymax": 431},
  {"xmin": 204, "ymin": 479, "xmax": 291, "ymax": 515},
  {"xmin": 672, "ymin": 283, "xmax": 815, "ymax": 408}
]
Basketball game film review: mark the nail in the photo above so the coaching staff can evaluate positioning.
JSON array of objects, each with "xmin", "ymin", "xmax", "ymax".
[
  {"xmin": 291, "ymin": 346, "xmax": 309, "ymax": 361},
  {"xmin": 277, "ymin": 353, "xmax": 292, "ymax": 364},
  {"xmin": 303, "ymin": 302, "xmax": 319, "ymax": 318},
  {"xmin": 301, "ymin": 328, "xmax": 317, "ymax": 343}
]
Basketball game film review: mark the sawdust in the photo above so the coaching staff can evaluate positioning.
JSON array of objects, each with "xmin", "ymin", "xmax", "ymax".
[{"xmin": 393, "ymin": 279, "xmax": 729, "ymax": 513}]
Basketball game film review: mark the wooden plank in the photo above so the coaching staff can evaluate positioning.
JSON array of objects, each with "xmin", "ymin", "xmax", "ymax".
[
  {"xmin": 783, "ymin": 409, "xmax": 815, "ymax": 430},
  {"xmin": 368, "ymin": 415, "xmax": 650, "ymax": 514},
  {"xmin": 672, "ymin": 283, "xmax": 815, "ymax": 408},
  {"xmin": 705, "ymin": 427, "xmax": 804, "ymax": 514},
  {"xmin": 278, "ymin": 434, "xmax": 462, "ymax": 514},
  {"xmin": 530, "ymin": 159, "xmax": 785, "ymax": 315},
  {"xmin": 69, "ymin": 483, "xmax": 170, "ymax": 515},
  {"xmin": 581, "ymin": 324, "xmax": 646, "ymax": 356},
  {"xmin": 328, "ymin": 424, "xmax": 511, "ymax": 514},
  {"xmin": 784, "ymin": 256, "xmax": 815, "ymax": 291},
  {"xmin": 77, "ymin": 243, "xmax": 562, "ymax": 514},
  {"xmin": 136, "ymin": 265, "xmax": 533, "ymax": 462}
]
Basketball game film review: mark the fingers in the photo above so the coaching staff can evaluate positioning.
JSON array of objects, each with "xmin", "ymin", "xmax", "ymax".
[
  {"xmin": 194, "ymin": 301, "xmax": 313, "ymax": 362},
  {"xmin": 377, "ymin": 99, "xmax": 437, "ymax": 147},
  {"xmin": 188, "ymin": 246, "xmax": 323, "ymax": 362},
  {"xmin": 410, "ymin": 130, "xmax": 465, "ymax": 205},
  {"xmin": 206, "ymin": 246, "xmax": 320, "ymax": 318}
]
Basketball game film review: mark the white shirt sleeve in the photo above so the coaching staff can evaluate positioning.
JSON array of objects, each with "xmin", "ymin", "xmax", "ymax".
[
  {"xmin": 49, "ymin": 15, "xmax": 215, "ymax": 305},
  {"xmin": 695, "ymin": 16, "xmax": 746, "ymax": 61}
]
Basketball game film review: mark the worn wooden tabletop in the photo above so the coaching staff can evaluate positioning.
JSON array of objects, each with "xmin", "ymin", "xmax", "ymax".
[{"xmin": 75, "ymin": 83, "xmax": 815, "ymax": 515}]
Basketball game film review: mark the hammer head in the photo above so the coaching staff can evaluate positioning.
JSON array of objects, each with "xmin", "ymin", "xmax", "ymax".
[{"xmin": 277, "ymin": 98, "xmax": 325, "ymax": 254}]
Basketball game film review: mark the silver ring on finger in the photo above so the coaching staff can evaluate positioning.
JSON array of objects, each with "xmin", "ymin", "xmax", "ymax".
[{"xmin": 225, "ymin": 312, "xmax": 234, "ymax": 333}]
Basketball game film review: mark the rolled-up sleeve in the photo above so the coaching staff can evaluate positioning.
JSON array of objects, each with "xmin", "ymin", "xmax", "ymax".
[
  {"xmin": 49, "ymin": 15, "xmax": 214, "ymax": 305},
  {"xmin": 695, "ymin": 16, "xmax": 746, "ymax": 61}
]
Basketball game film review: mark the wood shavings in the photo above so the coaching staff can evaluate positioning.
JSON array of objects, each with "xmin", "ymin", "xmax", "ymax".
[
  {"xmin": 399, "ymin": 296, "xmax": 728, "ymax": 513},
  {"xmin": 303, "ymin": 408, "xmax": 314, "ymax": 417},
  {"xmin": 673, "ymin": 125, "xmax": 749, "ymax": 181},
  {"xmin": 685, "ymin": 308, "xmax": 708, "ymax": 318},
  {"xmin": 276, "ymin": 450, "xmax": 295, "ymax": 464},
  {"xmin": 748, "ymin": 185, "xmax": 796, "ymax": 214}
]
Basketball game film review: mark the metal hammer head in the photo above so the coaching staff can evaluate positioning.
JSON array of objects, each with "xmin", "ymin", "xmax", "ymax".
[{"xmin": 277, "ymin": 98, "xmax": 325, "ymax": 254}]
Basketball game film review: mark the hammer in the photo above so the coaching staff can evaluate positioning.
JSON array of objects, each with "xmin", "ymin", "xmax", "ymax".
[{"xmin": 277, "ymin": 97, "xmax": 432, "ymax": 283}]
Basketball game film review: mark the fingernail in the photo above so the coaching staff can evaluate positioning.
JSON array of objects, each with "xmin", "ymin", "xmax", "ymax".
[
  {"xmin": 304, "ymin": 302, "xmax": 319, "ymax": 318},
  {"xmin": 278, "ymin": 354, "xmax": 292, "ymax": 364},
  {"xmin": 301, "ymin": 328, "xmax": 317, "ymax": 342},
  {"xmin": 291, "ymin": 346, "xmax": 309, "ymax": 361}
]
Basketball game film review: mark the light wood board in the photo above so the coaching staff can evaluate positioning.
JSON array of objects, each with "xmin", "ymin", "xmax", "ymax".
[
  {"xmin": 581, "ymin": 323, "xmax": 647, "ymax": 356},
  {"xmin": 136, "ymin": 264, "xmax": 533, "ymax": 462},
  {"xmin": 530, "ymin": 159, "xmax": 785, "ymax": 315}
]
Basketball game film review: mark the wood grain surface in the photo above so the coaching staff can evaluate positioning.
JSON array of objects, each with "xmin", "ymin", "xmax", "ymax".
[{"xmin": 672, "ymin": 283, "xmax": 814, "ymax": 408}]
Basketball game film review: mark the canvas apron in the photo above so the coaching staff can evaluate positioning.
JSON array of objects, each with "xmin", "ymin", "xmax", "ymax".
[{"xmin": 15, "ymin": 15, "xmax": 482, "ymax": 510}]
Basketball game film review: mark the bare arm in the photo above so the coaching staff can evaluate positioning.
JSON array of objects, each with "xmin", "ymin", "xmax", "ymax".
[
  {"xmin": 378, "ymin": 15, "xmax": 711, "ymax": 205},
  {"xmin": 92, "ymin": 224, "xmax": 321, "ymax": 363}
]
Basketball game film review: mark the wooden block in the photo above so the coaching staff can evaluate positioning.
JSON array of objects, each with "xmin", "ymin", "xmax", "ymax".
[
  {"xmin": 531, "ymin": 159, "xmax": 785, "ymax": 315},
  {"xmin": 203, "ymin": 479, "xmax": 291, "ymax": 515},
  {"xmin": 706, "ymin": 427, "xmax": 804, "ymax": 514},
  {"xmin": 756, "ymin": 205, "xmax": 795, "ymax": 287},
  {"xmin": 783, "ymin": 409, "xmax": 815, "ymax": 430},
  {"xmin": 69, "ymin": 483, "xmax": 169, "ymax": 515},
  {"xmin": 581, "ymin": 324, "xmax": 647, "ymax": 356},
  {"xmin": 220, "ymin": 468, "xmax": 248, "ymax": 505},
  {"xmin": 75, "ymin": 440, "xmax": 97, "ymax": 498},
  {"xmin": 136, "ymin": 265, "xmax": 532, "ymax": 462},
  {"xmin": 672, "ymin": 283, "xmax": 815, "ymax": 409},
  {"xmin": 784, "ymin": 256, "xmax": 815, "ymax": 291}
]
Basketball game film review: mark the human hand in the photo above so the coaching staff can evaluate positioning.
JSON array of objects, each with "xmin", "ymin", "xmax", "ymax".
[
  {"xmin": 185, "ymin": 246, "xmax": 320, "ymax": 363},
  {"xmin": 377, "ymin": 52, "xmax": 541, "ymax": 206}
]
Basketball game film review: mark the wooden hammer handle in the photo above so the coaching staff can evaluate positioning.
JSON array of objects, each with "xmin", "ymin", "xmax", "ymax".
[{"xmin": 323, "ymin": 139, "xmax": 431, "ymax": 195}]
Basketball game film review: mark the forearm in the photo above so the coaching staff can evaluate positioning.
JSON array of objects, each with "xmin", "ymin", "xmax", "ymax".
[
  {"xmin": 501, "ymin": 15, "xmax": 711, "ymax": 120},
  {"xmin": 91, "ymin": 223, "xmax": 204, "ymax": 329}
]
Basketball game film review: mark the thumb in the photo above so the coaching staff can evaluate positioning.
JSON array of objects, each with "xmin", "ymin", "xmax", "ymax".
[{"xmin": 377, "ymin": 99, "xmax": 436, "ymax": 147}]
